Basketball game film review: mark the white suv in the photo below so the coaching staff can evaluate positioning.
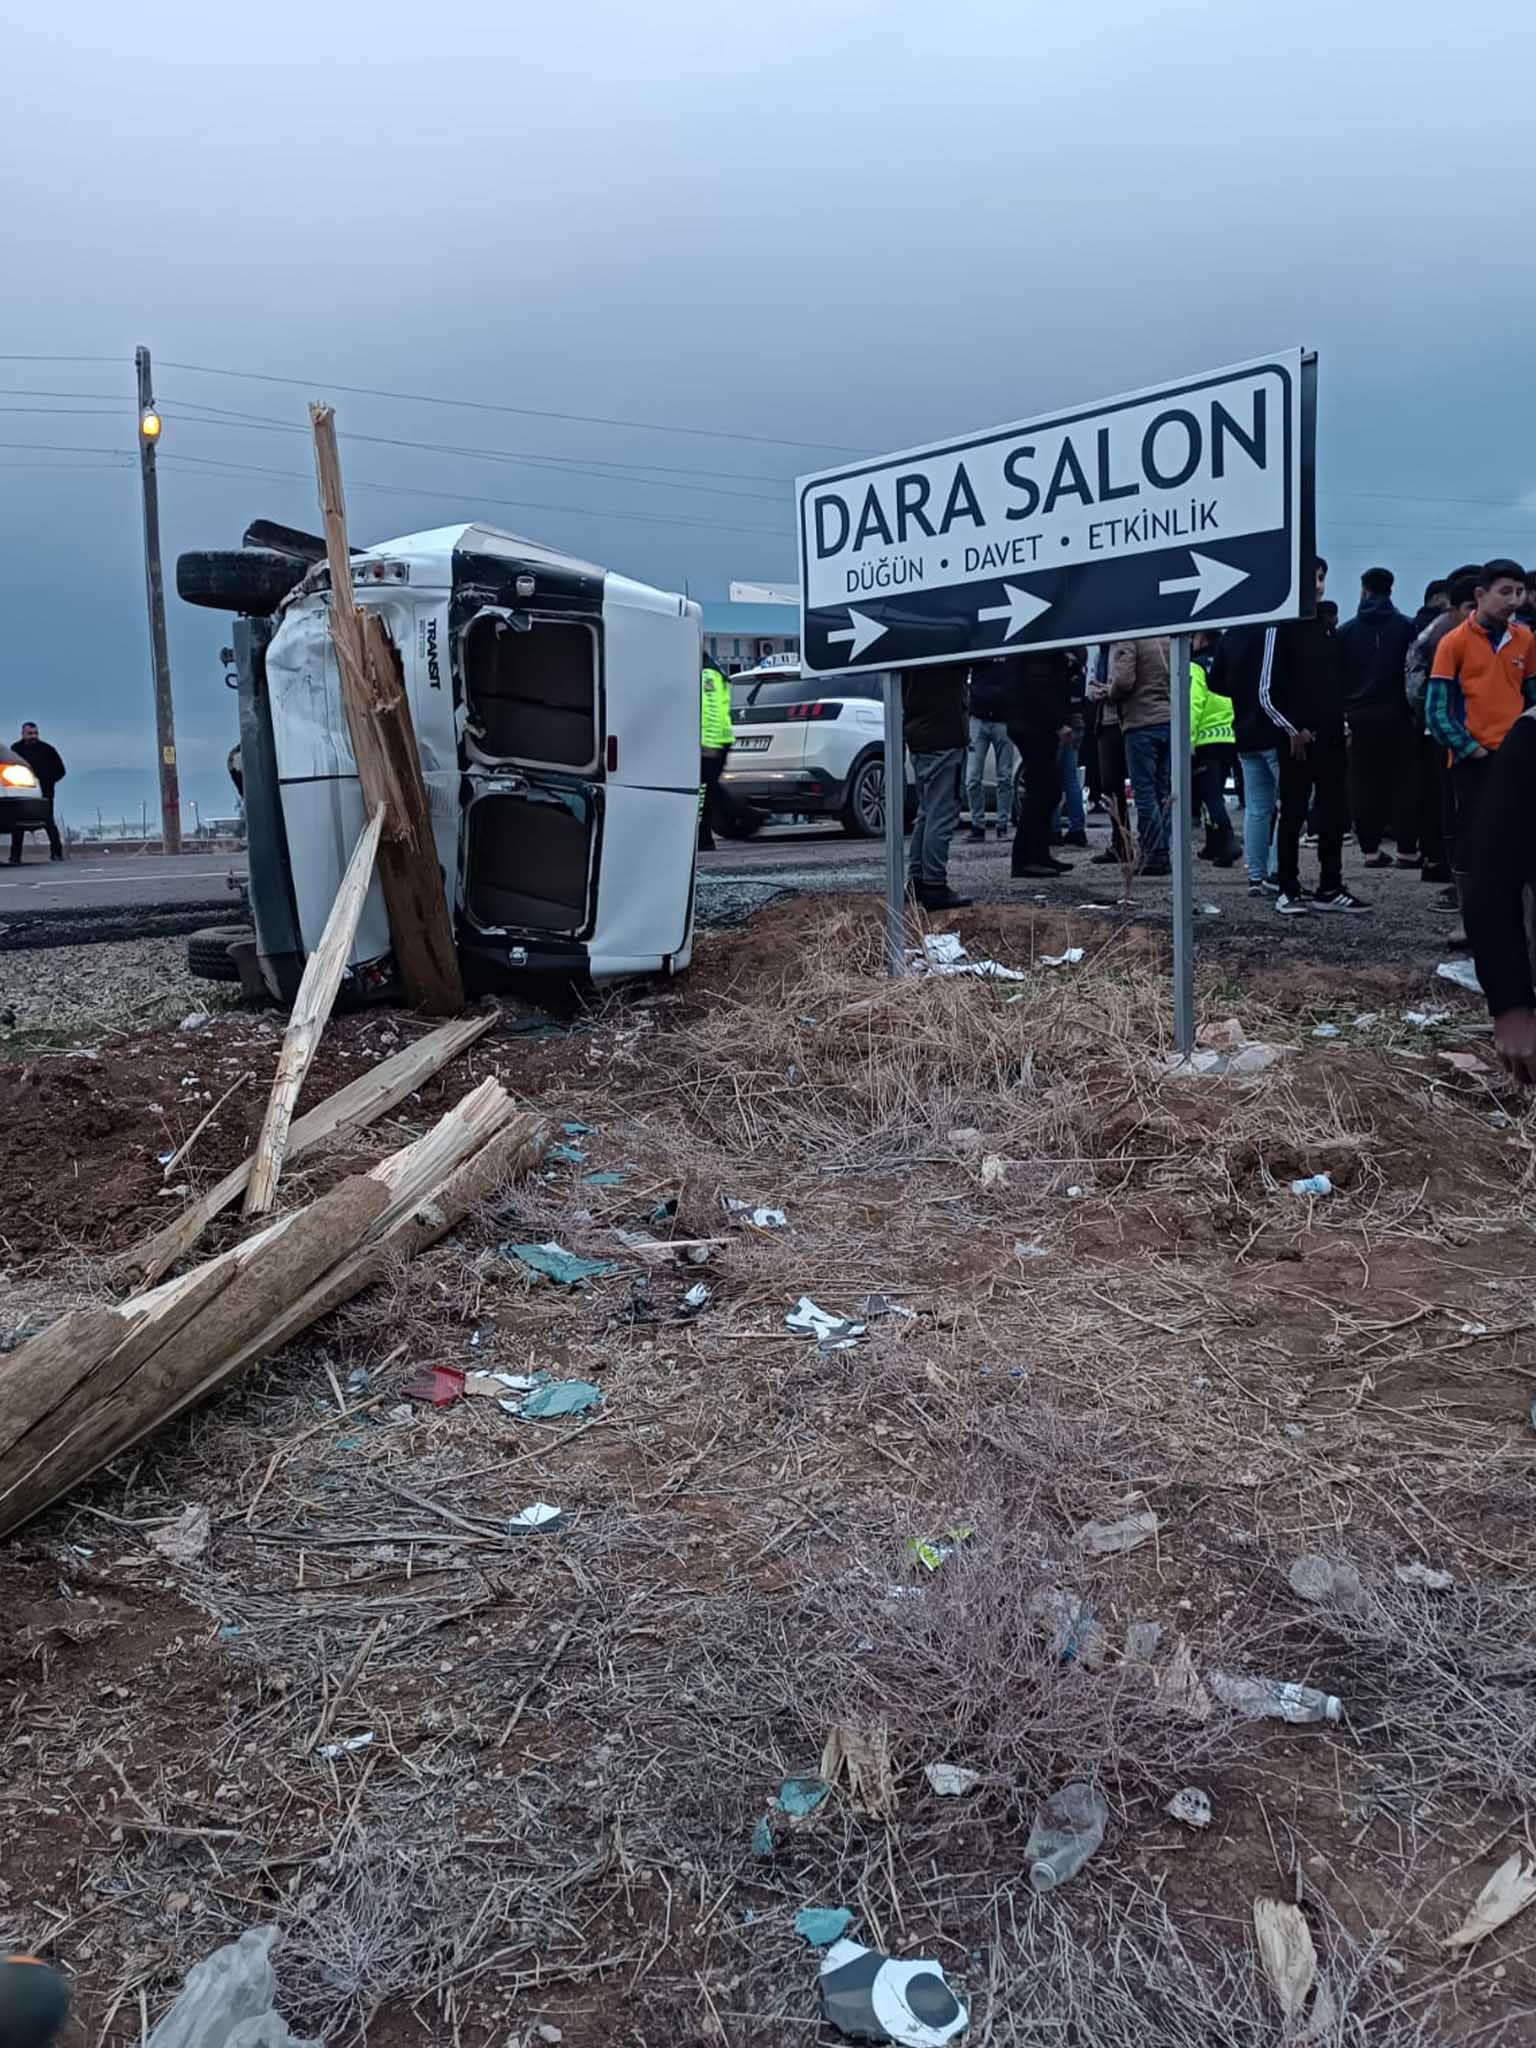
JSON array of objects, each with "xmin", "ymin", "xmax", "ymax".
[{"xmin": 721, "ymin": 663, "xmax": 909, "ymax": 838}]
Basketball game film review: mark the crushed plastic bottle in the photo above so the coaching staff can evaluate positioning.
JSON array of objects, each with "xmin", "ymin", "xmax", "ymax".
[
  {"xmin": 1207, "ymin": 1673, "xmax": 1342, "ymax": 1725},
  {"xmin": 1025, "ymin": 1781, "xmax": 1108, "ymax": 1892}
]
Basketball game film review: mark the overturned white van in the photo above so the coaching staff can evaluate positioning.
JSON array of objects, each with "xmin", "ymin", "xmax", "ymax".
[{"xmin": 178, "ymin": 519, "xmax": 702, "ymax": 1002}]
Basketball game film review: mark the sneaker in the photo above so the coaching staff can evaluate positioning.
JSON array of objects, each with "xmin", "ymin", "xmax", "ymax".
[
  {"xmin": 1313, "ymin": 889, "xmax": 1370, "ymax": 912},
  {"xmin": 1062, "ymin": 830, "xmax": 1089, "ymax": 849},
  {"xmin": 1010, "ymin": 863, "xmax": 1061, "ymax": 881},
  {"xmin": 1090, "ymin": 847, "xmax": 1123, "ymax": 865},
  {"xmin": 1248, "ymin": 879, "xmax": 1279, "ymax": 896},
  {"xmin": 963, "ymin": 826, "xmax": 986, "ymax": 843},
  {"xmin": 1142, "ymin": 860, "xmax": 1172, "ymax": 877},
  {"xmin": 1275, "ymin": 892, "xmax": 1310, "ymax": 915},
  {"xmin": 995, "ymin": 825, "xmax": 1010, "ymax": 841},
  {"xmin": 1361, "ymin": 851, "xmax": 1392, "ymax": 870},
  {"xmin": 1421, "ymin": 863, "xmax": 1452, "ymax": 884},
  {"xmin": 919, "ymin": 885, "xmax": 973, "ymax": 910}
]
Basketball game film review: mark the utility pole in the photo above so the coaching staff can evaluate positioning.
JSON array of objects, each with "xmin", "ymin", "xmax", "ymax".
[{"xmin": 135, "ymin": 346, "xmax": 181, "ymax": 853}]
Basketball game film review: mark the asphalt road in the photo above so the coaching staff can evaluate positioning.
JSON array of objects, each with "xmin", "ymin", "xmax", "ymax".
[
  {"xmin": 699, "ymin": 813, "xmax": 1468, "ymax": 970},
  {"xmin": 0, "ymin": 852, "xmax": 245, "ymax": 911}
]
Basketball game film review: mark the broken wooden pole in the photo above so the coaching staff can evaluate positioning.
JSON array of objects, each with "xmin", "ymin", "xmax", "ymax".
[
  {"xmin": 310, "ymin": 401, "xmax": 465, "ymax": 1017},
  {"xmin": 244, "ymin": 805, "xmax": 384, "ymax": 1216}
]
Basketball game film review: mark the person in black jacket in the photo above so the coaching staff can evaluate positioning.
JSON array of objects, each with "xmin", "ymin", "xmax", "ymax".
[
  {"xmin": 9, "ymin": 721, "xmax": 66, "ymax": 863},
  {"xmin": 1338, "ymin": 567, "xmax": 1417, "ymax": 866},
  {"xmin": 1266, "ymin": 560, "xmax": 1370, "ymax": 914},
  {"xmin": 1462, "ymin": 705, "xmax": 1536, "ymax": 1081},
  {"xmin": 995, "ymin": 648, "xmax": 1078, "ymax": 879},
  {"xmin": 902, "ymin": 663, "xmax": 972, "ymax": 911}
]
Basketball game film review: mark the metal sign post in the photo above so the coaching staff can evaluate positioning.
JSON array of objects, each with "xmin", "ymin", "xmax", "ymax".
[
  {"xmin": 1169, "ymin": 632, "xmax": 1195, "ymax": 1053},
  {"xmin": 882, "ymin": 670, "xmax": 906, "ymax": 977}
]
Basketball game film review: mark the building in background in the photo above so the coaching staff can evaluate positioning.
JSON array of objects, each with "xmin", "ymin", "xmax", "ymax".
[{"xmin": 701, "ymin": 588, "xmax": 801, "ymax": 672}]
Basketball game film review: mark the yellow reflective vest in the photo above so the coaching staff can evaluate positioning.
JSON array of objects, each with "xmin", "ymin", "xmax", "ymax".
[
  {"xmin": 701, "ymin": 662, "xmax": 734, "ymax": 750},
  {"xmin": 1190, "ymin": 660, "xmax": 1234, "ymax": 750}
]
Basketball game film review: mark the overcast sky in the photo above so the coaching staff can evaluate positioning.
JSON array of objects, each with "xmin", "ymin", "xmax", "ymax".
[{"xmin": 5, "ymin": 0, "xmax": 1532, "ymax": 819}]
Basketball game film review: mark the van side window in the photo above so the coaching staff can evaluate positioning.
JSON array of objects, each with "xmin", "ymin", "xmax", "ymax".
[{"xmin": 463, "ymin": 613, "xmax": 597, "ymax": 770}]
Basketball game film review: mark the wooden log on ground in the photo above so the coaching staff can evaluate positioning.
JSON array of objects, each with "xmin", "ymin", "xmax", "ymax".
[
  {"xmin": 310, "ymin": 404, "xmax": 464, "ymax": 1017},
  {"xmin": 0, "ymin": 1082, "xmax": 545, "ymax": 1539},
  {"xmin": 124, "ymin": 1010, "xmax": 496, "ymax": 1287},
  {"xmin": 244, "ymin": 806, "xmax": 384, "ymax": 1217}
]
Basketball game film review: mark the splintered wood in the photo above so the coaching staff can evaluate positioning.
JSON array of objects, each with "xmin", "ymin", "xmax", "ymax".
[{"xmin": 0, "ymin": 1080, "xmax": 547, "ymax": 1540}]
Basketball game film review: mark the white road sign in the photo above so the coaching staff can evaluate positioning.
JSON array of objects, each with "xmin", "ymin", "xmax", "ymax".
[{"xmin": 797, "ymin": 350, "xmax": 1314, "ymax": 672}]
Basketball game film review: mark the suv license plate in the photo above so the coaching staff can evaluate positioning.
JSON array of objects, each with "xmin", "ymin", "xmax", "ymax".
[{"xmin": 731, "ymin": 735, "xmax": 772, "ymax": 752}]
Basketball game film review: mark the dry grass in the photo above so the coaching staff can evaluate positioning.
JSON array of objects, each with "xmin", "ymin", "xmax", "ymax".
[{"xmin": 5, "ymin": 904, "xmax": 1536, "ymax": 2046}]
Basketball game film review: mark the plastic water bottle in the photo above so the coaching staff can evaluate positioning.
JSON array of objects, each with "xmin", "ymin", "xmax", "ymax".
[
  {"xmin": 1207, "ymin": 1673, "xmax": 1342, "ymax": 1724},
  {"xmin": 1025, "ymin": 1782, "xmax": 1108, "ymax": 1892}
]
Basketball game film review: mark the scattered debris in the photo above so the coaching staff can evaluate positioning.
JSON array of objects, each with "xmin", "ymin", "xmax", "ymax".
[
  {"xmin": 677, "ymin": 1281, "xmax": 712, "ymax": 1319},
  {"xmin": 503, "ymin": 1242, "xmax": 619, "ymax": 1287},
  {"xmin": 1123, "ymin": 1619, "xmax": 1163, "ymax": 1664},
  {"xmin": 924, "ymin": 1763, "xmax": 981, "ymax": 1798},
  {"xmin": 1025, "ymin": 1781, "xmax": 1108, "ymax": 1892},
  {"xmin": 148, "ymin": 1502, "xmax": 212, "ymax": 1566},
  {"xmin": 1039, "ymin": 947, "xmax": 1085, "ymax": 968},
  {"xmin": 778, "ymin": 1776, "xmax": 831, "ymax": 1820},
  {"xmin": 979, "ymin": 1152, "xmax": 1009, "ymax": 1188},
  {"xmin": 509, "ymin": 1502, "xmax": 564, "ymax": 1531},
  {"xmin": 907, "ymin": 932, "xmax": 1025, "ymax": 981},
  {"xmin": 907, "ymin": 1525, "xmax": 974, "ymax": 1572},
  {"xmin": 1403, "ymin": 1007, "xmax": 1450, "ymax": 1030},
  {"xmin": 819, "ymin": 1940, "xmax": 968, "ymax": 2047},
  {"xmin": 1289, "ymin": 1173, "xmax": 1333, "ymax": 1197},
  {"xmin": 796, "ymin": 1907, "xmax": 855, "ymax": 1949},
  {"xmin": 1159, "ymin": 1028, "xmax": 1289, "ymax": 1078},
  {"xmin": 1437, "ymin": 957, "xmax": 1483, "ymax": 995},
  {"xmin": 1351, "ymin": 1012, "xmax": 1380, "ymax": 1030},
  {"xmin": 518, "ymin": 1380, "xmax": 603, "ymax": 1421},
  {"xmin": 822, "ymin": 1724, "xmax": 896, "ymax": 1814},
  {"xmin": 1013, "ymin": 1239, "xmax": 1049, "ymax": 1260},
  {"xmin": 1207, "ymin": 1673, "xmax": 1342, "ymax": 1724},
  {"xmin": 1076, "ymin": 1508, "xmax": 1160, "ymax": 1556},
  {"xmin": 546, "ymin": 1141, "xmax": 588, "ymax": 1165},
  {"xmin": 560, "ymin": 1120, "xmax": 593, "ymax": 1137},
  {"xmin": 1030, "ymin": 1589, "xmax": 1106, "ymax": 1667},
  {"xmin": 1199, "ymin": 902, "xmax": 1221, "ymax": 917},
  {"xmin": 1394, "ymin": 1561, "xmax": 1454, "ymax": 1592},
  {"xmin": 1153, "ymin": 1639, "xmax": 1213, "ymax": 1721},
  {"xmin": 1311, "ymin": 1023, "xmax": 1341, "ymax": 1039},
  {"xmin": 862, "ymin": 1293, "xmax": 916, "ymax": 1319},
  {"xmin": 316, "ymin": 1732, "xmax": 374, "ymax": 1759},
  {"xmin": 582, "ymin": 1169, "xmax": 629, "ymax": 1186},
  {"xmin": 1444, "ymin": 1852, "xmax": 1536, "ymax": 1950},
  {"xmin": 1439, "ymin": 1049, "xmax": 1493, "ymax": 1076},
  {"xmin": 1287, "ymin": 1555, "xmax": 1365, "ymax": 1608},
  {"xmin": 724, "ymin": 1197, "xmax": 789, "ymax": 1229},
  {"xmin": 1167, "ymin": 1787, "xmax": 1213, "ymax": 1830},
  {"xmin": 786, "ymin": 1296, "xmax": 866, "ymax": 1348},
  {"xmin": 464, "ymin": 1370, "xmax": 537, "ymax": 1399},
  {"xmin": 750, "ymin": 1814, "xmax": 774, "ymax": 1857},
  {"xmin": 401, "ymin": 1365, "xmax": 466, "ymax": 1408},
  {"xmin": 143, "ymin": 1926, "xmax": 317, "ymax": 2048},
  {"xmin": 1254, "ymin": 1898, "xmax": 1333, "ymax": 2036}
]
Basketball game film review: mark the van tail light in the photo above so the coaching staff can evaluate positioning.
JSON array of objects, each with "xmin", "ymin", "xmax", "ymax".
[
  {"xmin": 0, "ymin": 763, "xmax": 38, "ymax": 788},
  {"xmin": 784, "ymin": 701, "xmax": 842, "ymax": 721},
  {"xmin": 606, "ymin": 736, "xmax": 619, "ymax": 772}
]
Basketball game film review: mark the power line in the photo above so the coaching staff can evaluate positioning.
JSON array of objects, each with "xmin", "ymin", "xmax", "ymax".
[
  {"xmin": 155, "ymin": 449, "xmax": 789, "ymax": 541},
  {"xmin": 159, "ymin": 356, "xmax": 869, "ymax": 456}
]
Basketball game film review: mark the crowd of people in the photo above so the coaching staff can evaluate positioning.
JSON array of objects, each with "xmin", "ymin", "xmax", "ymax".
[{"xmin": 898, "ymin": 556, "xmax": 1536, "ymax": 927}]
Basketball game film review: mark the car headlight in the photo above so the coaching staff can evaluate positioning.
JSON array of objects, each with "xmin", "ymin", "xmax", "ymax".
[{"xmin": 0, "ymin": 763, "xmax": 38, "ymax": 789}]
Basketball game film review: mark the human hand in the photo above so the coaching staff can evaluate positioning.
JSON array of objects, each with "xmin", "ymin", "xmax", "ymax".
[
  {"xmin": 1470, "ymin": 744, "xmax": 1491, "ymax": 761},
  {"xmin": 1289, "ymin": 730, "xmax": 1312, "ymax": 761},
  {"xmin": 1494, "ymin": 1007, "xmax": 1536, "ymax": 1085}
]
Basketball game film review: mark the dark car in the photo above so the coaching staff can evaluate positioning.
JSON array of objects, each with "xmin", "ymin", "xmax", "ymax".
[{"xmin": 0, "ymin": 743, "xmax": 48, "ymax": 841}]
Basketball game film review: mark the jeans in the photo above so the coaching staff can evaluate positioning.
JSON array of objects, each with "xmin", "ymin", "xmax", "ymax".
[
  {"xmin": 1277, "ymin": 737, "xmax": 1347, "ymax": 898},
  {"xmin": 965, "ymin": 719, "xmax": 1016, "ymax": 829},
  {"xmin": 1238, "ymin": 748, "xmax": 1280, "ymax": 883},
  {"xmin": 1124, "ymin": 723, "xmax": 1172, "ymax": 865},
  {"xmin": 1011, "ymin": 729, "xmax": 1063, "ymax": 868},
  {"xmin": 1055, "ymin": 740, "xmax": 1086, "ymax": 835},
  {"xmin": 907, "ymin": 747, "xmax": 964, "ymax": 890}
]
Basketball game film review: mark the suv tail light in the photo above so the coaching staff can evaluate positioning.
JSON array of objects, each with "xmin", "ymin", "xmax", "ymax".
[{"xmin": 784, "ymin": 701, "xmax": 843, "ymax": 721}]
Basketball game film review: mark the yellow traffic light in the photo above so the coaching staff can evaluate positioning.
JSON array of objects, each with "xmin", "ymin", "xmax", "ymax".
[{"xmin": 139, "ymin": 410, "xmax": 162, "ymax": 441}]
